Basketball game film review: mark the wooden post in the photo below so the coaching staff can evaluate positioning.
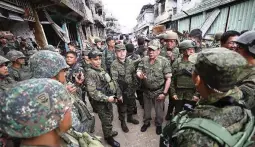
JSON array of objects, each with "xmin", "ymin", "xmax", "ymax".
[{"xmin": 32, "ymin": 5, "xmax": 48, "ymax": 48}]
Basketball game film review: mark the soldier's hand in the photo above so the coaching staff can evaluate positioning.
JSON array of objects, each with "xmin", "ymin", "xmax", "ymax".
[
  {"xmin": 157, "ymin": 94, "xmax": 166, "ymax": 101},
  {"xmin": 118, "ymin": 96, "xmax": 123, "ymax": 103},
  {"xmin": 75, "ymin": 72, "xmax": 84, "ymax": 84},
  {"xmin": 172, "ymin": 95, "xmax": 178, "ymax": 100},
  {"xmin": 192, "ymin": 96, "xmax": 199, "ymax": 102},
  {"xmin": 137, "ymin": 71, "xmax": 147, "ymax": 79},
  {"xmin": 108, "ymin": 96, "xmax": 115, "ymax": 103},
  {"xmin": 66, "ymin": 84, "xmax": 77, "ymax": 94}
]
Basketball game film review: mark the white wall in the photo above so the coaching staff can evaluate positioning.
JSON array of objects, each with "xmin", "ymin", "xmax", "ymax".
[{"xmin": 177, "ymin": 0, "xmax": 202, "ymax": 12}]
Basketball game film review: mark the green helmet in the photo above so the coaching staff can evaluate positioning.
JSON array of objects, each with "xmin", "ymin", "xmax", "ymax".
[
  {"xmin": 94, "ymin": 37, "xmax": 102, "ymax": 44},
  {"xmin": 164, "ymin": 31, "xmax": 179, "ymax": 40},
  {"xmin": 0, "ymin": 55, "xmax": 10, "ymax": 65},
  {"xmin": 6, "ymin": 50, "xmax": 26, "ymax": 61},
  {"xmin": 0, "ymin": 78, "xmax": 72, "ymax": 138},
  {"xmin": 179, "ymin": 40, "xmax": 196, "ymax": 51},
  {"xmin": 30, "ymin": 50, "xmax": 69, "ymax": 78}
]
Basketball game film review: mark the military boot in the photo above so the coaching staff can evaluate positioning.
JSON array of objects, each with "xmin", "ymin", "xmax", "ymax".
[
  {"xmin": 111, "ymin": 131, "xmax": 118, "ymax": 137},
  {"xmin": 121, "ymin": 121, "xmax": 129, "ymax": 133},
  {"xmin": 105, "ymin": 137, "xmax": 120, "ymax": 147},
  {"xmin": 127, "ymin": 116, "xmax": 139, "ymax": 124}
]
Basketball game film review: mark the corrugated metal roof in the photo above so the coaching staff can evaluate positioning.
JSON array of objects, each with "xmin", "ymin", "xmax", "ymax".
[
  {"xmin": 178, "ymin": 18, "xmax": 190, "ymax": 33},
  {"xmin": 207, "ymin": 7, "xmax": 228, "ymax": 34},
  {"xmin": 227, "ymin": 0, "xmax": 255, "ymax": 31},
  {"xmin": 190, "ymin": 13, "xmax": 204, "ymax": 30}
]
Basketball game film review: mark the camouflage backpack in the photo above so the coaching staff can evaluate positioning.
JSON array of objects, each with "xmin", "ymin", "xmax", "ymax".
[{"xmin": 160, "ymin": 110, "xmax": 255, "ymax": 147}]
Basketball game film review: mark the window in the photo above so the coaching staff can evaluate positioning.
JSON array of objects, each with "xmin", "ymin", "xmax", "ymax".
[
  {"xmin": 161, "ymin": 1, "xmax": 165, "ymax": 14},
  {"xmin": 173, "ymin": 7, "xmax": 177, "ymax": 15}
]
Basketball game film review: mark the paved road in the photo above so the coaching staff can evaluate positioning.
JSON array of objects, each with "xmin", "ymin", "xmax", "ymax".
[{"xmin": 89, "ymin": 100, "xmax": 169, "ymax": 147}]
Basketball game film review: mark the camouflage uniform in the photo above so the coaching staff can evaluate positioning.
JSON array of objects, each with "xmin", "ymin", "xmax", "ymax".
[
  {"xmin": 85, "ymin": 65, "xmax": 116, "ymax": 138},
  {"xmin": 110, "ymin": 44, "xmax": 139, "ymax": 131},
  {"xmin": 0, "ymin": 56, "xmax": 16, "ymax": 93},
  {"xmin": 160, "ymin": 46, "xmax": 180, "ymax": 63},
  {"xmin": 162, "ymin": 48, "xmax": 251, "ymax": 147},
  {"xmin": 0, "ymin": 79, "xmax": 72, "ymax": 146},
  {"xmin": 6, "ymin": 50, "xmax": 31, "ymax": 81},
  {"xmin": 137, "ymin": 40, "xmax": 172, "ymax": 126},
  {"xmin": 102, "ymin": 47, "xmax": 116, "ymax": 74},
  {"xmin": 168, "ymin": 40, "xmax": 197, "ymax": 117},
  {"xmin": 30, "ymin": 50, "xmax": 95, "ymax": 134}
]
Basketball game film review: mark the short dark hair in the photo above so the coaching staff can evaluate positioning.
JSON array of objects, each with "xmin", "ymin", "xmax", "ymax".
[
  {"xmin": 66, "ymin": 51, "xmax": 77, "ymax": 58},
  {"xmin": 137, "ymin": 37, "xmax": 145, "ymax": 46},
  {"xmin": 67, "ymin": 42, "xmax": 76, "ymax": 46},
  {"xmin": 106, "ymin": 37, "xmax": 114, "ymax": 44},
  {"xmin": 125, "ymin": 44, "xmax": 135, "ymax": 53},
  {"xmin": 220, "ymin": 30, "xmax": 240, "ymax": 44}
]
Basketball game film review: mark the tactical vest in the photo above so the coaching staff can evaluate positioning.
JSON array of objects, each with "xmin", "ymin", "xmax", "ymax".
[
  {"xmin": 160, "ymin": 110, "xmax": 255, "ymax": 147},
  {"xmin": 174, "ymin": 58, "xmax": 195, "ymax": 89},
  {"xmin": 98, "ymin": 70, "xmax": 116, "ymax": 96}
]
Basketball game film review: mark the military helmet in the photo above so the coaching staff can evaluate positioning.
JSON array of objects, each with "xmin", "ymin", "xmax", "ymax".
[
  {"xmin": 30, "ymin": 50, "xmax": 69, "ymax": 78},
  {"xmin": 189, "ymin": 47, "xmax": 247, "ymax": 92},
  {"xmin": 0, "ymin": 78, "xmax": 72, "ymax": 138},
  {"xmin": 179, "ymin": 40, "xmax": 197, "ymax": 51},
  {"xmin": 0, "ymin": 55, "xmax": 10, "ymax": 65},
  {"xmin": 164, "ymin": 31, "xmax": 179, "ymax": 40},
  {"xmin": 235, "ymin": 31, "xmax": 255, "ymax": 54},
  {"xmin": 6, "ymin": 50, "xmax": 25, "ymax": 62},
  {"xmin": 94, "ymin": 37, "xmax": 102, "ymax": 44},
  {"xmin": 214, "ymin": 32, "xmax": 223, "ymax": 41}
]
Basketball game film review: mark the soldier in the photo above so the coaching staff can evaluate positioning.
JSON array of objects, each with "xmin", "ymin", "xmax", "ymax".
[
  {"xmin": 85, "ymin": 50, "xmax": 120, "ymax": 147},
  {"xmin": 110, "ymin": 44, "xmax": 139, "ymax": 133},
  {"xmin": 135, "ymin": 36, "xmax": 147, "ymax": 58},
  {"xmin": 137, "ymin": 39, "xmax": 172, "ymax": 135},
  {"xmin": 156, "ymin": 33, "xmax": 166, "ymax": 49},
  {"xmin": 0, "ymin": 78, "xmax": 73, "ymax": 147},
  {"xmin": 30, "ymin": 50, "xmax": 95, "ymax": 134},
  {"xmin": 94, "ymin": 37, "xmax": 103, "ymax": 52},
  {"xmin": 211, "ymin": 32, "xmax": 223, "ymax": 47},
  {"xmin": 161, "ymin": 31, "xmax": 180, "ymax": 64},
  {"xmin": 6, "ymin": 50, "xmax": 31, "ymax": 81},
  {"xmin": 220, "ymin": 30, "xmax": 240, "ymax": 51},
  {"xmin": 234, "ymin": 31, "xmax": 255, "ymax": 114},
  {"xmin": 160, "ymin": 48, "xmax": 254, "ymax": 147},
  {"xmin": 166, "ymin": 40, "xmax": 198, "ymax": 120},
  {"xmin": 0, "ymin": 55, "xmax": 16, "ymax": 92},
  {"xmin": 188, "ymin": 29, "xmax": 203, "ymax": 52},
  {"xmin": 102, "ymin": 37, "xmax": 116, "ymax": 74},
  {"xmin": 68, "ymin": 42, "xmax": 83, "ymax": 62}
]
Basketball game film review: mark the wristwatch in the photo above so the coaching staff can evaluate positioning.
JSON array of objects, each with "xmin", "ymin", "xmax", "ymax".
[{"xmin": 162, "ymin": 92, "xmax": 168, "ymax": 96}]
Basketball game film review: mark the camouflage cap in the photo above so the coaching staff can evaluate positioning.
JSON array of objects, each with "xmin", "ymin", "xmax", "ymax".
[
  {"xmin": 148, "ymin": 39, "xmax": 160, "ymax": 50},
  {"xmin": 43, "ymin": 45, "xmax": 56, "ymax": 52},
  {"xmin": 179, "ymin": 40, "xmax": 197, "ymax": 51},
  {"xmin": 115, "ymin": 44, "xmax": 126, "ymax": 51},
  {"xmin": 30, "ymin": 50, "xmax": 69, "ymax": 78},
  {"xmin": 6, "ymin": 50, "xmax": 26, "ymax": 61},
  {"xmin": 189, "ymin": 48, "xmax": 247, "ymax": 92},
  {"xmin": 0, "ymin": 55, "xmax": 10, "ymax": 65},
  {"xmin": 88, "ymin": 50, "xmax": 102, "ymax": 59},
  {"xmin": 0, "ymin": 78, "xmax": 72, "ymax": 138},
  {"xmin": 94, "ymin": 37, "xmax": 102, "ymax": 44}
]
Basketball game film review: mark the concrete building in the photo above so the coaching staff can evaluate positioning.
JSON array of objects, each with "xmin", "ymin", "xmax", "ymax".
[
  {"xmin": 134, "ymin": 4, "xmax": 154, "ymax": 37},
  {"xmin": 105, "ymin": 13, "xmax": 121, "ymax": 38}
]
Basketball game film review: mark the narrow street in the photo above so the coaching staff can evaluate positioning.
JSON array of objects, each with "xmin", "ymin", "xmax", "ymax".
[{"xmin": 91, "ymin": 99, "xmax": 169, "ymax": 147}]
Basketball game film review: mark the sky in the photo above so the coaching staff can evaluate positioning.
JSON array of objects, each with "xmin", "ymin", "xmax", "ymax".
[{"xmin": 102, "ymin": 0, "xmax": 155, "ymax": 34}]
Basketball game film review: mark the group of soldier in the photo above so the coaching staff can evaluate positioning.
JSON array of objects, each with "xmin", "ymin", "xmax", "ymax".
[{"xmin": 0, "ymin": 27, "xmax": 255, "ymax": 147}]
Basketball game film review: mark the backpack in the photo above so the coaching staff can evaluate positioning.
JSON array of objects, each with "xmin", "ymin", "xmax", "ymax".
[{"xmin": 160, "ymin": 110, "xmax": 255, "ymax": 147}]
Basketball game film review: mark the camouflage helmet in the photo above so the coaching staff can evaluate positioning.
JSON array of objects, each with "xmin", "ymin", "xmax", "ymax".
[
  {"xmin": 189, "ymin": 47, "xmax": 247, "ymax": 92},
  {"xmin": 6, "ymin": 50, "xmax": 25, "ymax": 62},
  {"xmin": 0, "ymin": 55, "xmax": 10, "ymax": 65},
  {"xmin": 179, "ymin": 40, "xmax": 196, "ymax": 51},
  {"xmin": 30, "ymin": 50, "xmax": 69, "ymax": 78},
  {"xmin": 214, "ymin": 32, "xmax": 223, "ymax": 41},
  {"xmin": 0, "ymin": 78, "xmax": 72, "ymax": 138},
  {"xmin": 235, "ymin": 31, "xmax": 255, "ymax": 54},
  {"xmin": 94, "ymin": 37, "xmax": 102, "ymax": 44},
  {"xmin": 164, "ymin": 31, "xmax": 179, "ymax": 40}
]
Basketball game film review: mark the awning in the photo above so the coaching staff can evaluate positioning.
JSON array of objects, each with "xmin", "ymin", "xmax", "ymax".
[
  {"xmin": 0, "ymin": 1, "xmax": 24, "ymax": 14},
  {"xmin": 44, "ymin": 10, "xmax": 70, "ymax": 43}
]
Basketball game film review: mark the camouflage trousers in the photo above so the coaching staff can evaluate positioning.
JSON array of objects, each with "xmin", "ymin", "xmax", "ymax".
[
  {"xmin": 143, "ymin": 88, "xmax": 164, "ymax": 126},
  {"xmin": 117, "ymin": 91, "xmax": 136, "ymax": 121},
  {"xmin": 94, "ymin": 101, "xmax": 114, "ymax": 138}
]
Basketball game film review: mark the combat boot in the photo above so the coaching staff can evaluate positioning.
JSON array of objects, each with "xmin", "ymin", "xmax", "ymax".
[
  {"xmin": 111, "ymin": 131, "xmax": 118, "ymax": 137},
  {"xmin": 121, "ymin": 121, "xmax": 129, "ymax": 133},
  {"xmin": 127, "ymin": 116, "xmax": 139, "ymax": 124},
  {"xmin": 105, "ymin": 137, "xmax": 120, "ymax": 147}
]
